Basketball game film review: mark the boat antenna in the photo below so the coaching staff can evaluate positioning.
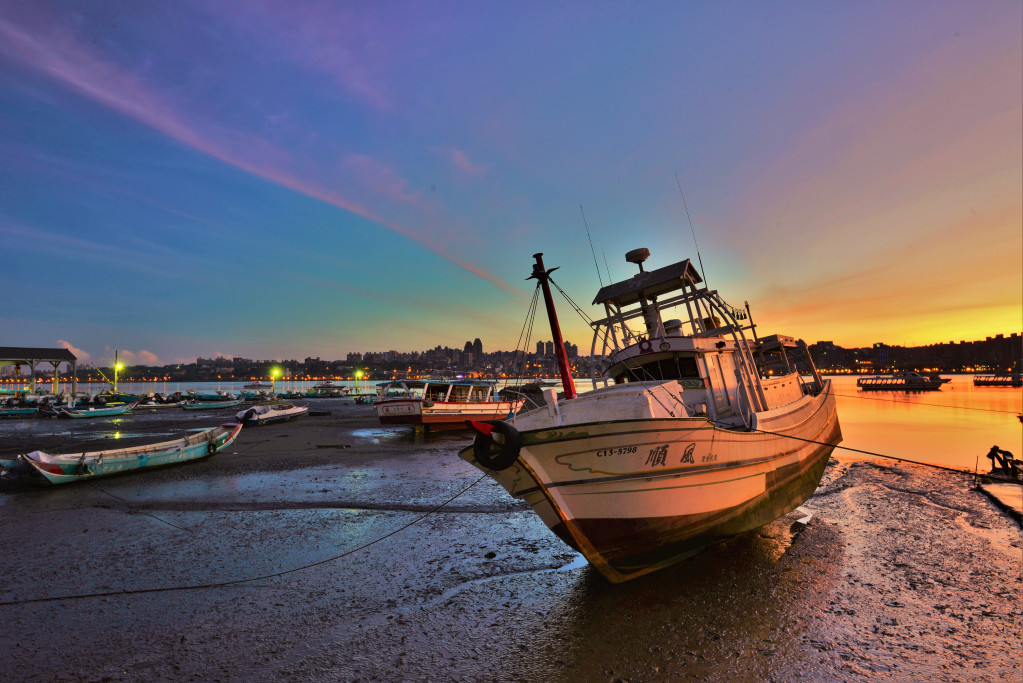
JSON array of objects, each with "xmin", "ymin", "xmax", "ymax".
[
  {"xmin": 579, "ymin": 204, "xmax": 604, "ymax": 287},
  {"xmin": 602, "ymin": 251, "xmax": 612, "ymax": 283},
  {"xmin": 674, "ymin": 171, "xmax": 709, "ymax": 288}
]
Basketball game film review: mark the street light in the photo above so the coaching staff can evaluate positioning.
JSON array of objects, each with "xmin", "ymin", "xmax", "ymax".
[
  {"xmin": 355, "ymin": 370, "xmax": 363, "ymax": 394},
  {"xmin": 271, "ymin": 367, "xmax": 281, "ymax": 395},
  {"xmin": 114, "ymin": 362, "xmax": 124, "ymax": 393}
]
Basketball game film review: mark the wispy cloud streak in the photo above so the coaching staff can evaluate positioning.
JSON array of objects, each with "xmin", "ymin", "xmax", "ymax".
[{"xmin": 0, "ymin": 15, "xmax": 515, "ymax": 293}]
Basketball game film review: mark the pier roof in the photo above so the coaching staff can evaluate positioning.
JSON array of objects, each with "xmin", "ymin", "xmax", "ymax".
[{"xmin": 0, "ymin": 347, "xmax": 77, "ymax": 364}]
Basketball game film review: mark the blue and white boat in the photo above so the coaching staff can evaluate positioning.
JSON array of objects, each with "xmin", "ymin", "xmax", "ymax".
[
  {"xmin": 12, "ymin": 423, "xmax": 243, "ymax": 485},
  {"xmin": 55, "ymin": 400, "xmax": 139, "ymax": 419}
]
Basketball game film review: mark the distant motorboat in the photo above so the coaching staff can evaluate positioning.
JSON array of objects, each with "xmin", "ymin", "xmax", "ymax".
[
  {"xmin": 856, "ymin": 372, "xmax": 945, "ymax": 391},
  {"xmin": 243, "ymin": 381, "xmax": 272, "ymax": 389},
  {"xmin": 10, "ymin": 423, "xmax": 243, "ymax": 485},
  {"xmin": 236, "ymin": 402, "xmax": 308, "ymax": 426},
  {"xmin": 973, "ymin": 372, "xmax": 1022, "ymax": 387},
  {"xmin": 312, "ymin": 380, "xmax": 347, "ymax": 392}
]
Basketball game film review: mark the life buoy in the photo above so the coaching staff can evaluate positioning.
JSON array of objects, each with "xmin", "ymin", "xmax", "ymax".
[
  {"xmin": 207, "ymin": 439, "xmax": 218, "ymax": 455},
  {"xmin": 472, "ymin": 420, "xmax": 522, "ymax": 471}
]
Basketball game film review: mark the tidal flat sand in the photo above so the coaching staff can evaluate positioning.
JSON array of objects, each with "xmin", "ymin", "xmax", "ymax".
[{"xmin": 1, "ymin": 400, "xmax": 1019, "ymax": 681}]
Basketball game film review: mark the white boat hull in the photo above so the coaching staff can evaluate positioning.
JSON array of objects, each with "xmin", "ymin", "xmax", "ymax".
[
  {"xmin": 460, "ymin": 381, "xmax": 840, "ymax": 582},
  {"xmin": 377, "ymin": 399, "xmax": 524, "ymax": 427}
]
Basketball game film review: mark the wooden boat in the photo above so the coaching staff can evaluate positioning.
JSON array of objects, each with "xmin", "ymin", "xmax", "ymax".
[
  {"xmin": 856, "ymin": 372, "xmax": 944, "ymax": 391},
  {"xmin": 973, "ymin": 372, "xmax": 1022, "ymax": 387},
  {"xmin": 461, "ymin": 249, "xmax": 842, "ymax": 583},
  {"xmin": 0, "ymin": 406, "xmax": 38, "ymax": 418},
  {"xmin": 243, "ymin": 381, "xmax": 272, "ymax": 389},
  {"xmin": 55, "ymin": 400, "xmax": 139, "ymax": 419},
  {"xmin": 182, "ymin": 398, "xmax": 244, "ymax": 410},
  {"xmin": 13, "ymin": 423, "xmax": 243, "ymax": 485},
  {"xmin": 376, "ymin": 379, "xmax": 524, "ymax": 429},
  {"xmin": 235, "ymin": 402, "xmax": 308, "ymax": 426},
  {"xmin": 187, "ymin": 390, "xmax": 239, "ymax": 401}
]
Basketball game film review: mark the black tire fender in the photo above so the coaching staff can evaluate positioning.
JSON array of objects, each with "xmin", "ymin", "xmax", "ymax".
[{"xmin": 473, "ymin": 421, "xmax": 522, "ymax": 471}]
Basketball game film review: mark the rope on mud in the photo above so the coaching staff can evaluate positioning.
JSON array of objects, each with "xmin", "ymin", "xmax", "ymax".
[
  {"xmin": 98, "ymin": 488, "xmax": 193, "ymax": 533},
  {"xmin": 0, "ymin": 474, "xmax": 489, "ymax": 608},
  {"xmin": 831, "ymin": 391, "xmax": 1021, "ymax": 416}
]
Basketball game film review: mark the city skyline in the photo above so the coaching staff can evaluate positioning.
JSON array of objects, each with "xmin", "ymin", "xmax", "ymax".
[{"xmin": 2, "ymin": 2, "xmax": 1020, "ymax": 366}]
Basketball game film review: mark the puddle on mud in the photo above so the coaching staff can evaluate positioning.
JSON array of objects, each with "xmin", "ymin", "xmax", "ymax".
[{"xmin": 350, "ymin": 427, "xmax": 408, "ymax": 444}]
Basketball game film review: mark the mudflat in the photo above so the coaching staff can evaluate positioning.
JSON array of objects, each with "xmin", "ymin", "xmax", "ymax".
[{"xmin": 1, "ymin": 400, "xmax": 1020, "ymax": 681}]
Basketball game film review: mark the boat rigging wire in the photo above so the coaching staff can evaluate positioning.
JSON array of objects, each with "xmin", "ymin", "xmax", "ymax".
[
  {"xmin": 675, "ymin": 171, "xmax": 709, "ymax": 290},
  {"xmin": 0, "ymin": 474, "xmax": 490, "ymax": 607},
  {"xmin": 579, "ymin": 205, "xmax": 604, "ymax": 287}
]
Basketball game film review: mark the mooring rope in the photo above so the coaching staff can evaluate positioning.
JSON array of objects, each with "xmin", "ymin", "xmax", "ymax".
[
  {"xmin": 831, "ymin": 390, "xmax": 1021, "ymax": 415},
  {"xmin": 706, "ymin": 416, "xmax": 986, "ymax": 477},
  {"xmin": 0, "ymin": 474, "xmax": 489, "ymax": 607}
]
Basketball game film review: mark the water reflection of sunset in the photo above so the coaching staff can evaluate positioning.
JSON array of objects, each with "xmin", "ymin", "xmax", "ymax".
[{"xmin": 829, "ymin": 376, "xmax": 1021, "ymax": 471}]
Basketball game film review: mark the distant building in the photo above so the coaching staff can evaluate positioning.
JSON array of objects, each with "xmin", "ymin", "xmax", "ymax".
[{"xmin": 472, "ymin": 338, "xmax": 483, "ymax": 368}]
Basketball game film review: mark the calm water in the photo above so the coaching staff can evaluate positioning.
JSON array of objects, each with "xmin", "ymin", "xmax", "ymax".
[
  {"xmin": 8, "ymin": 375, "xmax": 1021, "ymax": 472},
  {"xmin": 824, "ymin": 375, "xmax": 1021, "ymax": 471}
]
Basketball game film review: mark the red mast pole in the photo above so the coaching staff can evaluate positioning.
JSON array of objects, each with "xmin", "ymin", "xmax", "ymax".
[{"xmin": 530, "ymin": 253, "xmax": 577, "ymax": 400}]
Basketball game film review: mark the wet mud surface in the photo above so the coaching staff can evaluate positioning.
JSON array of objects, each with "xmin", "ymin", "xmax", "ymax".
[{"xmin": 1, "ymin": 400, "xmax": 1020, "ymax": 681}]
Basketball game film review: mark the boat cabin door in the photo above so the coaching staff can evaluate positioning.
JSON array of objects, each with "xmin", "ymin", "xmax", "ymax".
[{"xmin": 703, "ymin": 352, "xmax": 737, "ymax": 418}]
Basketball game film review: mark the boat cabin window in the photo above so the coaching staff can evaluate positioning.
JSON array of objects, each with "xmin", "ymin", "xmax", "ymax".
[
  {"xmin": 424, "ymin": 386, "xmax": 449, "ymax": 401},
  {"xmin": 613, "ymin": 356, "xmax": 700, "ymax": 384}
]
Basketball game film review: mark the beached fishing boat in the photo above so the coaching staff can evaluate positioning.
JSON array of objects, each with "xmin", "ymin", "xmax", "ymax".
[
  {"xmin": 856, "ymin": 372, "xmax": 944, "ymax": 391},
  {"xmin": 181, "ymin": 398, "xmax": 245, "ymax": 410},
  {"xmin": 376, "ymin": 379, "xmax": 524, "ymax": 429},
  {"xmin": 0, "ymin": 406, "xmax": 38, "ymax": 418},
  {"xmin": 461, "ymin": 250, "xmax": 842, "ymax": 583},
  {"xmin": 55, "ymin": 400, "xmax": 139, "ymax": 419},
  {"xmin": 11, "ymin": 423, "xmax": 243, "ymax": 485},
  {"xmin": 187, "ymin": 390, "xmax": 239, "ymax": 401},
  {"xmin": 235, "ymin": 402, "xmax": 308, "ymax": 426}
]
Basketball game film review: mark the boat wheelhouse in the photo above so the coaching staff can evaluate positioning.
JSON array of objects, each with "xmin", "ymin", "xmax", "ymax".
[
  {"xmin": 375, "ymin": 379, "xmax": 524, "ymax": 429},
  {"xmin": 462, "ymin": 249, "xmax": 842, "ymax": 583}
]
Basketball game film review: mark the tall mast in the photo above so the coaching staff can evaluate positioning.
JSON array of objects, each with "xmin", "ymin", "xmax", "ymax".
[{"xmin": 529, "ymin": 253, "xmax": 577, "ymax": 400}]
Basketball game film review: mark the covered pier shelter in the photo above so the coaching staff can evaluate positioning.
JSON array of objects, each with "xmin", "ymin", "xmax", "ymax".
[{"xmin": 0, "ymin": 347, "xmax": 78, "ymax": 394}]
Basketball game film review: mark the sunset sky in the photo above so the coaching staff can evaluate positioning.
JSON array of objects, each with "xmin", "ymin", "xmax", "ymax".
[{"xmin": 2, "ymin": 1, "xmax": 1020, "ymax": 367}]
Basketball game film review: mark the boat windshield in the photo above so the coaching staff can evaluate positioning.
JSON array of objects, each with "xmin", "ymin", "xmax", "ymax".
[{"xmin": 380, "ymin": 383, "xmax": 425, "ymax": 400}]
